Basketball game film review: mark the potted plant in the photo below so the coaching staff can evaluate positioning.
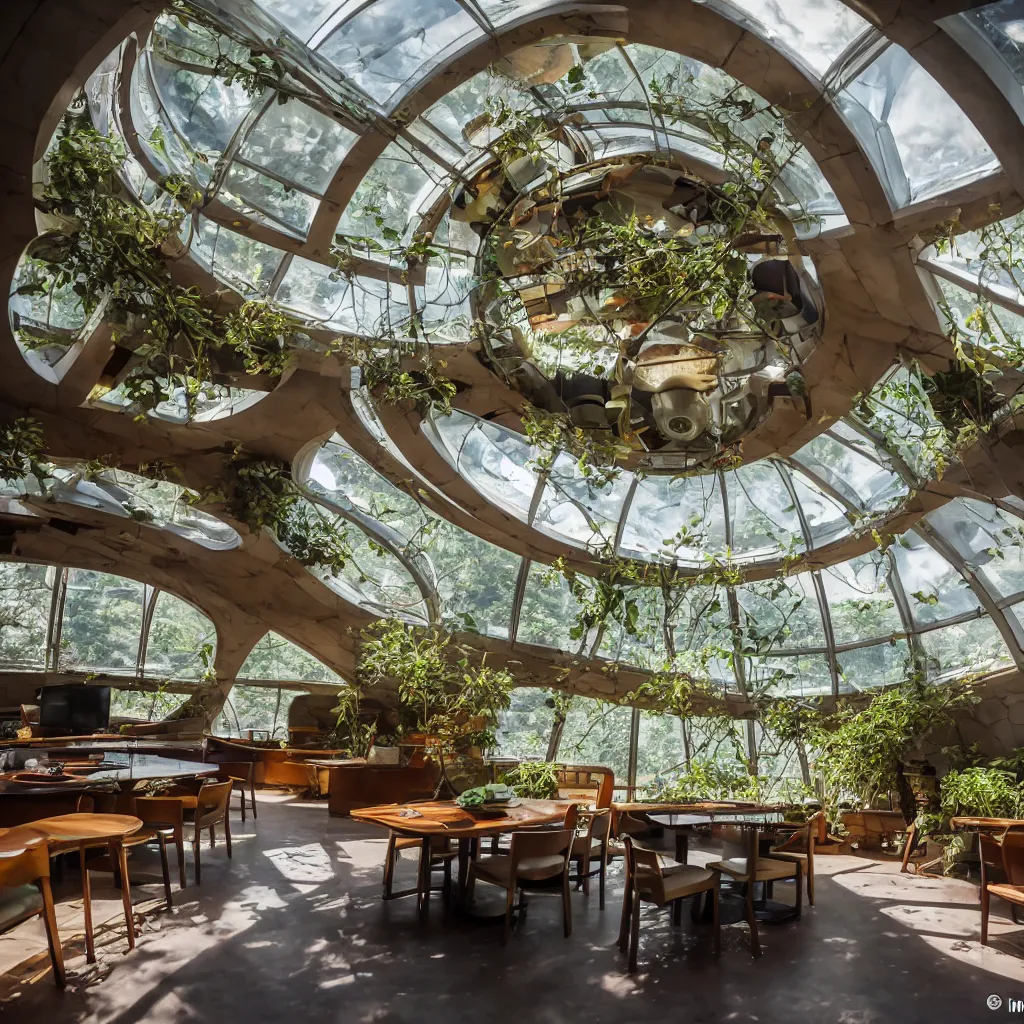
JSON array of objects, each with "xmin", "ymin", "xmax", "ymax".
[{"xmin": 500, "ymin": 760, "xmax": 562, "ymax": 799}]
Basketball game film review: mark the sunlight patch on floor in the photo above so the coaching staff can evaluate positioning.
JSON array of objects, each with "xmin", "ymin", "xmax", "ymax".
[{"xmin": 262, "ymin": 843, "xmax": 335, "ymax": 886}]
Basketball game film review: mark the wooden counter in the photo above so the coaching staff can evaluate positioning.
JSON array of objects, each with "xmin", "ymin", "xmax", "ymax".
[{"xmin": 327, "ymin": 761, "xmax": 440, "ymax": 817}]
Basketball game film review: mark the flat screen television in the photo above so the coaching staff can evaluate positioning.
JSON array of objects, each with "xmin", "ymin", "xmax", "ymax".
[{"xmin": 38, "ymin": 685, "xmax": 111, "ymax": 734}]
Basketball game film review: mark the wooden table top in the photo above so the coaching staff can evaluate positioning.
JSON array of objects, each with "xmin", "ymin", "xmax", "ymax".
[
  {"xmin": 18, "ymin": 813, "xmax": 142, "ymax": 842},
  {"xmin": 351, "ymin": 799, "xmax": 573, "ymax": 838},
  {"xmin": 950, "ymin": 816, "xmax": 1024, "ymax": 830},
  {"xmin": 0, "ymin": 829, "xmax": 47, "ymax": 858}
]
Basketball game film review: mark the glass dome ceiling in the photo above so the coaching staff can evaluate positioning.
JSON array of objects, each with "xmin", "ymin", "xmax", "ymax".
[{"xmin": 8, "ymin": 0, "xmax": 1024, "ymax": 704}]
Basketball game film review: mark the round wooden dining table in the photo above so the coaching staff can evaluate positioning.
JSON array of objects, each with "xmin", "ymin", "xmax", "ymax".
[
  {"xmin": 351, "ymin": 799, "xmax": 575, "ymax": 917},
  {"xmin": 18, "ymin": 813, "xmax": 142, "ymax": 962}
]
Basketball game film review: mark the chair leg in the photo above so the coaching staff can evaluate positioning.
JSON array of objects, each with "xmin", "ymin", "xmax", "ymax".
[
  {"xmin": 712, "ymin": 885, "xmax": 721, "ymax": 956},
  {"xmin": 745, "ymin": 881, "xmax": 761, "ymax": 957},
  {"xmin": 224, "ymin": 815, "xmax": 232, "ymax": 858},
  {"xmin": 157, "ymin": 833, "xmax": 173, "ymax": 910},
  {"xmin": 193, "ymin": 838, "xmax": 202, "ymax": 886},
  {"xmin": 175, "ymin": 832, "xmax": 187, "ymax": 890},
  {"xmin": 672, "ymin": 897, "xmax": 682, "ymax": 927},
  {"xmin": 80, "ymin": 844, "xmax": 95, "ymax": 963},
  {"xmin": 618, "ymin": 877, "xmax": 632, "ymax": 951},
  {"xmin": 239, "ymin": 784, "xmax": 246, "ymax": 823},
  {"xmin": 417, "ymin": 839, "xmax": 431, "ymax": 921},
  {"xmin": 598, "ymin": 856, "xmax": 606, "ymax": 911},
  {"xmin": 628, "ymin": 886, "xmax": 641, "ymax": 972},
  {"xmin": 383, "ymin": 833, "xmax": 397, "ymax": 899},
  {"xmin": 807, "ymin": 858, "xmax": 815, "ymax": 907},
  {"xmin": 209, "ymin": 824, "xmax": 216, "ymax": 850},
  {"xmin": 250, "ymin": 779, "xmax": 257, "ymax": 820},
  {"xmin": 110, "ymin": 839, "xmax": 136, "ymax": 951},
  {"xmin": 39, "ymin": 877, "xmax": 66, "ymax": 989},
  {"xmin": 501, "ymin": 885, "xmax": 515, "ymax": 946},
  {"xmin": 795, "ymin": 864, "xmax": 803, "ymax": 919},
  {"xmin": 562, "ymin": 873, "xmax": 573, "ymax": 938},
  {"xmin": 981, "ymin": 885, "xmax": 990, "ymax": 945}
]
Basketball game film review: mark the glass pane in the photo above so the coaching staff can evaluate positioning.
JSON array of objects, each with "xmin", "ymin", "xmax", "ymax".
[
  {"xmin": 820, "ymin": 551, "xmax": 904, "ymax": 644},
  {"xmin": 928, "ymin": 498, "xmax": 1024, "ymax": 600},
  {"xmin": 725, "ymin": 462, "xmax": 805, "ymax": 562},
  {"xmin": 191, "ymin": 218, "xmax": 284, "ymax": 298},
  {"xmin": 238, "ymin": 630, "xmax": 343, "ymax": 681},
  {"xmin": 836, "ymin": 639, "xmax": 913, "ymax": 693},
  {"xmin": 787, "ymin": 465, "xmax": 851, "ymax": 548},
  {"xmin": 835, "ymin": 44, "xmax": 999, "ymax": 207},
  {"xmin": 236, "ymin": 100, "xmax": 357, "ymax": 194},
  {"xmin": 59, "ymin": 570, "xmax": 146, "ymax": 674},
  {"xmin": 9, "ymin": 254, "xmax": 85, "ymax": 368},
  {"xmin": 143, "ymin": 592, "xmax": 216, "ymax": 680},
  {"xmin": 918, "ymin": 616, "xmax": 1011, "ymax": 680},
  {"xmin": 110, "ymin": 687, "xmax": 182, "ymax": 722},
  {"xmin": 221, "ymin": 162, "xmax": 321, "ymax": 237},
  {"xmin": 596, "ymin": 586, "xmax": 666, "ymax": 670},
  {"xmin": 0, "ymin": 562, "xmax": 51, "ymax": 670},
  {"xmin": 708, "ymin": 0, "xmax": 873, "ymax": 77},
  {"xmin": 736, "ymin": 575, "xmax": 824, "ymax": 651},
  {"xmin": 495, "ymin": 687, "xmax": 555, "ymax": 759},
  {"xmin": 533, "ymin": 453, "xmax": 631, "ymax": 551},
  {"xmin": 516, "ymin": 562, "xmax": 586, "ymax": 652},
  {"xmin": 557, "ymin": 697, "xmax": 631, "ymax": 782},
  {"xmin": 257, "ymin": 0, "xmax": 341, "ymax": 41},
  {"xmin": 619, "ymin": 472, "xmax": 727, "ymax": 565},
  {"xmin": 748, "ymin": 652, "xmax": 833, "ymax": 697},
  {"xmin": 891, "ymin": 530, "xmax": 982, "ymax": 627},
  {"xmin": 215, "ymin": 684, "xmax": 301, "ymax": 740},
  {"xmin": 318, "ymin": 0, "xmax": 477, "ymax": 106},
  {"xmin": 636, "ymin": 713, "xmax": 687, "ymax": 791}
]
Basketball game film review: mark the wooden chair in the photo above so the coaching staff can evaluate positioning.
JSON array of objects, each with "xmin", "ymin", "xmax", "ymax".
[
  {"xmin": 184, "ymin": 781, "xmax": 233, "ymax": 885},
  {"xmin": 213, "ymin": 762, "xmax": 258, "ymax": 822},
  {"xmin": 707, "ymin": 826, "xmax": 802, "ymax": 956},
  {"xmin": 134, "ymin": 796, "xmax": 189, "ymax": 889},
  {"xmin": 768, "ymin": 811, "xmax": 821, "ymax": 906},
  {"xmin": 0, "ymin": 834, "xmax": 65, "ymax": 988},
  {"xmin": 617, "ymin": 835, "xmax": 720, "ymax": 971},
  {"xmin": 382, "ymin": 832, "xmax": 456, "ymax": 917},
  {"xmin": 469, "ymin": 826, "xmax": 575, "ymax": 945},
  {"xmin": 570, "ymin": 808, "xmax": 612, "ymax": 908},
  {"xmin": 981, "ymin": 831, "xmax": 1024, "ymax": 943}
]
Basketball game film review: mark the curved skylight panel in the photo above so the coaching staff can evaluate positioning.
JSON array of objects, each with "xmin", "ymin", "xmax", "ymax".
[
  {"xmin": 419, "ymin": 259, "xmax": 475, "ymax": 340},
  {"xmin": 736, "ymin": 575, "xmax": 825, "ymax": 651},
  {"xmin": 516, "ymin": 561, "xmax": 586, "ymax": 651},
  {"xmin": 92, "ymin": 378, "xmax": 268, "ymax": 424},
  {"xmin": 338, "ymin": 141, "xmax": 446, "ymax": 243},
  {"xmin": 423, "ymin": 519, "xmax": 520, "ymax": 639},
  {"xmin": 316, "ymin": 0, "xmax": 478, "ymax": 109},
  {"xmin": 428, "ymin": 411, "xmax": 538, "ymax": 521},
  {"xmin": 475, "ymin": 0, "xmax": 567, "ymax": 28},
  {"xmin": 924, "ymin": 211, "xmax": 1024, "ymax": 297},
  {"xmin": 533, "ymin": 454, "xmax": 631, "ymax": 551},
  {"xmin": 9, "ymin": 254, "xmax": 87, "ymax": 371},
  {"xmin": 309, "ymin": 509, "xmax": 429, "ymax": 621},
  {"xmin": 786, "ymin": 465, "xmax": 852, "ymax": 549},
  {"xmin": 221, "ymin": 164, "xmax": 322, "ymax": 237},
  {"xmin": 596, "ymin": 586, "xmax": 666, "ymax": 670},
  {"xmin": 143, "ymin": 591, "xmax": 217, "ymax": 680},
  {"xmin": 669, "ymin": 586, "xmax": 734, "ymax": 685},
  {"xmin": 891, "ymin": 529, "xmax": 982, "ymax": 627},
  {"xmin": 927, "ymin": 498, "xmax": 1024, "ymax": 600},
  {"xmin": 833, "ymin": 44, "xmax": 1000, "ymax": 208},
  {"xmin": 790, "ymin": 425, "xmax": 908, "ymax": 513},
  {"xmin": 496, "ymin": 687, "xmax": 556, "ymax": 760},
  {"xmin": 819, "ymin": 551, "xmax": 904, "ymax": 645},
  {"xmin": 930, "ymin": 273, "xmax": 1024, "ymax": 360},
  {"xmin": 190, "ymin": 218, "xmax": 285, "ymax": 298},
  {"xmin": 724, "ymin": 462, "xmax": 806, "ymax": 562},
  {"xmin": 918, "ymin": 614, "xmax": 1011, "ymax": 681},
  {"xmin": 705, "ymin": 0, "xmax": 874, "ymax": 79},
  {"xmin": 942, "ymin": 1, "xmax": 1024, "ymax": 122},
  {"xmin": 748, "ymin": 653, "xmax": 833, "ymax": 698},
  {"xmin": 618, "ymin": 472, "xmax": 727, "ymax": 565},
  {"xmin": 254, "ymin": 0, "xmax": 343, "ymax": 42},
  {"xmin": 837, "ymin": 639, "xmax": 912, "ymax": 692}
]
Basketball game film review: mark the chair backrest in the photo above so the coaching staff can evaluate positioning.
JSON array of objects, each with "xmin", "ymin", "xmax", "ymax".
[
  {"xmin": 510, "ymin": 827, "xmax": 573, "ymax": 877},
  {"xmin": 584, "ymin": 807, "xmax": 612, "ymax": 842},
  {"xmin": 215, "ymin": 762, "xmax": 253, "ymax": 783},
  {"xmin": 1001, "ymin": 831, "xmax": 1024, "ymax": 886},
  {"xmin": 623, "ymin": 835, "xmax": 666, "ymax": 905},
  {"xmin": 0, "ymin": 837, "xmax": 50, "ymax": 890},
  {"xmin": 556, "ymin": 765, "xmax": 615, "ymax": 808},
  {"xmin": 562, "ymin": 803, "xmax": 580, "ymax": 832},
  {"xmin": 134, "ymin": 796, "xmax": 184, "ymax": 827},
  {"xmin": 196, "ymin": 781, "xmax": 234, "ymax": 827}
]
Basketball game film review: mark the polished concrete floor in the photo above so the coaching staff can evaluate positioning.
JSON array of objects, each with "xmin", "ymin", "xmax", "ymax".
[{"xmin": 2, "ymin": 793, "xmax": 1024, "ymax": 1023}]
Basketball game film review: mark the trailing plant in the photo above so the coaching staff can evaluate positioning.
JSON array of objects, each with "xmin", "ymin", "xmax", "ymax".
[
  {"xmin": 214, "ymin": 452, "xmax": 353, "ymax": 574},
  {"xmin": 341, "ymin": 338, "xmax": 457, "ymax": 416},
  {"xmin": 500, "ymin": 760, "xmax": 562, "ymax": 799},
  {"xmin": 810, "ymin": 676, "xmax": 976, "ymax": 821},
  {"xmin": 521, "ymin": 404, "xmax": 626, "ymax": 486},
  {"xmin": 33, "ymin": 113, "xmax": 304, "ymax": 418},
  {"xmin": 357, "ymin": 618, "xmax": 516, "ymax": 795},
  {"xmin": 0, "ymin": 416, "xmax": 48, "ymax": 485}
]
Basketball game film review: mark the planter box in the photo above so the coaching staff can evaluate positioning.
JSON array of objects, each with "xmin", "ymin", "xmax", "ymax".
[{"xmin": 328, "ymin": 761, "xmax": 440, "ymax": 817}]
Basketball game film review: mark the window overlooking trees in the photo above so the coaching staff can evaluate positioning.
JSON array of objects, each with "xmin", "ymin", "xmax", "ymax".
[{"xmin": 237, "ymin": 631, "xmax": 343, "ymax": 683}]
